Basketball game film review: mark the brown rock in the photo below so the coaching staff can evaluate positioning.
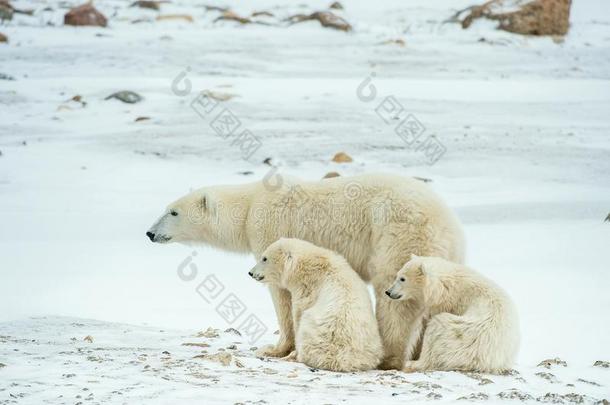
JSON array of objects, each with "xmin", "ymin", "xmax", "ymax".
[
  {"xmin": 331, "ymin": 152, "xmax": 353, "ymax": 163},
  {"xmin": 323, "ymin": 171, "xmax": 340, "ymax": 179},
  {"xmin": 0, "ymin": 32, "xmax": 7, "ymax": 43},
  {"xmin": 329, "ymin": 1, "xmax": 343, "ymax": 10},
  {"xmin": 287, "ymin": 11, "xmax": 352, "ymax": 32},
  {"xmin": 455, "ymin": 0, "xmax": 571, "ymax": 36},
  {"xmin": 64, "ymin": 3, "xmax": 108, "ymax": 27},
  {"xmin": 156, "ymin": 14, "xmax": 193, "ymax": 23}
]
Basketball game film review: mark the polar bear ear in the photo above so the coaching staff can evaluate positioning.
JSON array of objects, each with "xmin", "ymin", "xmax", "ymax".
[{"xmin": 411, "ymin": 253, "xmax": 419, "ymax": 261}]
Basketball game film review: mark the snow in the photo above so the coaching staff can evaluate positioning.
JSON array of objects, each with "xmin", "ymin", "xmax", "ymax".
[{"xmin": 1, "ymin": 0, "xmax": 609, "ymax": 403}]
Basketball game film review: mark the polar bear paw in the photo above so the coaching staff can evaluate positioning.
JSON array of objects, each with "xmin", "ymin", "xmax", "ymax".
[{"xmin": 256, "ymin": 344, "xmax": 293, "ymax": 358}]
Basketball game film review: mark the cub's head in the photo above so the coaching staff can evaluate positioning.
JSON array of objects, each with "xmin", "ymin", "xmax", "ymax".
[
  {"xmin": 249, "ymin": 238, "xmax": 324, "ymax": 288},
  {"xmin": 248, "ymin": 238, "xmax": 295, "ymax": 286},
  {"xmin": 385, "ymin": 255, "xmax": 447, "ymax": 305},
  {"xmin": 146, "ymin": 185, "xmax": 249, "ymax": 251}
]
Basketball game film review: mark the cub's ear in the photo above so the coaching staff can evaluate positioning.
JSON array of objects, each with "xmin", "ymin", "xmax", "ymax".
[
  {"xmin": 410, "ymin": 253, "xmax": 419, "ymax": 261},
  {"xmin": 413, "ymin": 262, "xmax": 425, "ymax": 277}
]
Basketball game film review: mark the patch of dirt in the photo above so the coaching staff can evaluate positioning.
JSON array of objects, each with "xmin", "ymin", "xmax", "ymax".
[
  {"xmin": 458, "ymin": 392, "xmax": 489, "ymax": 401},
  {"xmin": 537, "ymin": 358, "xmax": 568, "ymax": 369},
  {"xmin": 286, "ymin": 11, "xmax": 352, "ymax": 32},
  {"xmin": 497, "ymin": 389, "xmax": 534, "ymax": 401},
  {"xmin": 535, "ymin": 372, "xmax": 559, "ymax": 383}
]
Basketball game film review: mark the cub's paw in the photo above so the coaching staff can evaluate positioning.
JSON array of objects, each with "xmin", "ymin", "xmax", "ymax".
[
  {"xmin": 255, "ymin": 344, "xmax": 292, "ymax": 358},
  {"xmin": 402, "ymin": 360, "xmax": 422, "ymax": 373},
  {"xmin": 281, "ymin": 351, "xmax": 298, "ymax": 362}
]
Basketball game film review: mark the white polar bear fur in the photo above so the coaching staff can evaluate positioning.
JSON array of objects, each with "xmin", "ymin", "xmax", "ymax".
[
  {"xmin": 386, "ymin": 255, "xmax": 520, "ymax": 374},
  {"xmin": 147, "ymin": 173, "xmax": 465, "ymax": 369},
  {"xmin": 249, "ymin": 238, "xmax": 383, "ymax": 372}
]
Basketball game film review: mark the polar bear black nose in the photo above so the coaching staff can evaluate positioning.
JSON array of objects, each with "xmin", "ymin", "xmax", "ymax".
[
  {"xmin": 248, "ymin": 271, "xmax": 253, "ymax": 277},
  {"xmin": 146, "ymin": 231, "xmax": 155, "ymax": 241},
  {"xmin": 385, "ymin": 290, "xmax": 392, "ymax": 297}
]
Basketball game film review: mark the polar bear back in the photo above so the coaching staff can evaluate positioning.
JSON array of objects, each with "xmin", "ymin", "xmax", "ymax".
[{"xmin": 247, "ymin": 173, "xmax": 465, "ymax": 277}]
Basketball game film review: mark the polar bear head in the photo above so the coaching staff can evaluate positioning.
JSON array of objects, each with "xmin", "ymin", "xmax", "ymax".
[
  {"xmin": 146, "ymin": 185, "xmax": 250, "ymax": 252},
  {"xmin": 248, "ymin": 238, "xmax": 296, "ymax": 286},
  {"xmin": 385, "ymin": 255, "xmax": 448, "ymax": 305},
  {"xmin": 249, "ymin": 238, "xmax": 326, "ymax": 288}
]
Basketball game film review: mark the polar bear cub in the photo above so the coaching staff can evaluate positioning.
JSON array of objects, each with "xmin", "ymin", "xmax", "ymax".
[
  {"xmin": 385, "ymin": 255, "xmax": 520, "ymax": 374},
  {"xmin": 249, "ymin": 238, "xmax": 383, "ymax": 372}
]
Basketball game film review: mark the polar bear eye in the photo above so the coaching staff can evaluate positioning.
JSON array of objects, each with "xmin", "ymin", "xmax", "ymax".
[
  {"xmin": 170, "ymin": 210, "xmax": 178, "ymax": 216},
  {"xmin": 262, "ymin": 257, "xmax": 267, "ymax": 262},
  {"xmin": 400, "ymin": 277, "xmax": 406, "ymax": 282}
]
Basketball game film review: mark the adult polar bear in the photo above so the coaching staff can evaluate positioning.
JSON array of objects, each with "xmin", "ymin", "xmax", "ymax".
[{"xmin": 146, "ymin": 173, "xmax": 465, "ymax": 369}]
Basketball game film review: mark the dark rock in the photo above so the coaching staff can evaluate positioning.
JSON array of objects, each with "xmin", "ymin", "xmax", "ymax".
[
  {"xmin": 130, "ymin": 1, "xmax": 160, "ymax": 11},
  {"xmin": 593, "ymin": 360, "xmax": 609, "ymax": 368},
  {"xmin": 329, "ymin": 2, "xmax": 343, "ymax": 10},
  {"xmin": 0, "ymin": 1, "xmax": 13, "ymax": 21},
  {"xmin": 323, "ymin": 171, "xmax": 340, "ymax": 179},
  {"xmin": 0, "ymin": 73, "xmax": 14, "ymax": 81},
  {"xmin": 0, "ymin": 32, "xmax": 7, "ymax": 43},
  {"xmin": 105, "ymin": 91, "xmax": 142, "ymax": 104},
  {"xmin": 204, "ymin": 5, "xmax": 228, "ymax": 12},
  {"xmin": 64, "ymin": 3, "xmax": 108, "ymax": 27},
  {"xmin": 134, "ymin": 116, "xmax": 150, "ymax": 122},
  {"xmin": 224, "ymin": 327, "xmax": 242, "ymax": 336}
]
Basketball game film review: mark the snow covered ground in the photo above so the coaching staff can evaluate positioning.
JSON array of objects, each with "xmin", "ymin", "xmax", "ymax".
[{"xmin": 1, "ymin": 0, "xmax": 609, "ymax": 403}]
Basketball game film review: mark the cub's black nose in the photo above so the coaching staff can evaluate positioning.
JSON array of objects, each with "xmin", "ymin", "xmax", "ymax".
[
  {"xmin": 385, "ymin": 290, "xmax": 392, "ymax": 297},
  {"xmin": 146, "ymin": 231, "xmax": 155, "ymax": 241},
  {"xmin": 248, "ymin": 271, "xmax": 253, "ymax": 276}
]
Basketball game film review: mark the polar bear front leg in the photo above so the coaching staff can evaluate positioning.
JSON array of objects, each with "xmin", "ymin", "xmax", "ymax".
[
  {"xmin": 256, "ymin": 285, "xmax": 295, "ymax": 358},
  {"xmin": 374, "ymin": 278, "xmax": 421, "ymax": 370}
]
